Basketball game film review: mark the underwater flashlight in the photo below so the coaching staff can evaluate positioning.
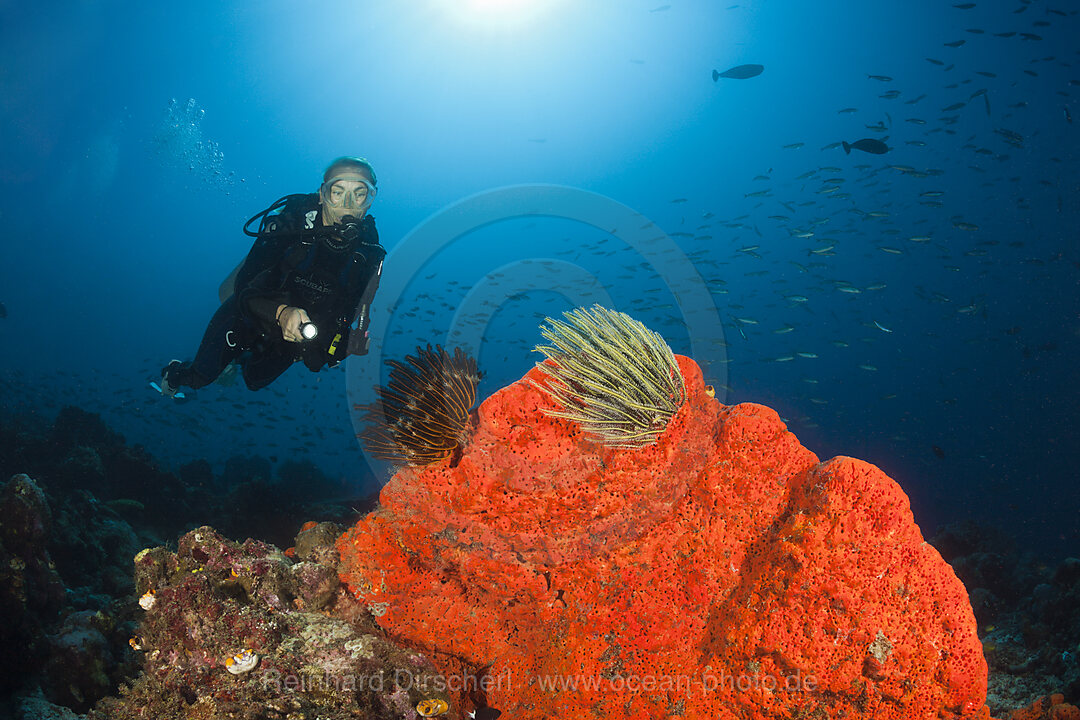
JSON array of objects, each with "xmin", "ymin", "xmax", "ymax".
[{"xmin": 299, "ymin": 322, "xmax": 318, "ymax": 341}]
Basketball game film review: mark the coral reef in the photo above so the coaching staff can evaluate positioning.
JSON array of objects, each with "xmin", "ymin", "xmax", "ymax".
[
  {"xmin": 0, "ymin": 473, "xmax": 140, "ymax": 715},
  {"xmin": 0, "ymin": 406, "xmax": 377, "ymax": 717},
  {"xmin": 337, "ymin": 354, "xmax": 990, "ymax": 719},
  {"xmin": 931, "ymin": 523, "xmax": 1080, "ymax": 715},
  {"xmin": 1004, "ymin": 693, "xmax": 1080, "ymax": 720},
  {"xmin": 0, "ymin": 474, "xmax": 66, "ymax": 697},
  {"xmin": 91, "ymin": 524, "xmax": 448, "ymax": 720},
  {"xmin": 2, "ymin": 357, "xmax": 1076, "ymax": 719}
]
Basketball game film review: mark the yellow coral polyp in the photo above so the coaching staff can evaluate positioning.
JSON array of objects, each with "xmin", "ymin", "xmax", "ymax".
[
  {"xmin": 138, "ymin": 590, "xmax": 156, "ymax": 610},
  {"xmin": 416, "ymin": 698, "xmax": 449, "ymax": 716},
  {"xmin": 224, "ymin": 648, "xmax": 259, "ymax": 675}
]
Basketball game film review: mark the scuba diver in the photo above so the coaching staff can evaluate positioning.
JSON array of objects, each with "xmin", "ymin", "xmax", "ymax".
[{"xmin": 154, "ymin": 156, "xmax": 385, "ymax": 397}]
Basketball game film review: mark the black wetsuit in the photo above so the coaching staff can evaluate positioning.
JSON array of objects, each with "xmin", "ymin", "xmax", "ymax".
[{"xmin": 167, "ymin": 194, "xmax": 384, "ymax": 391}]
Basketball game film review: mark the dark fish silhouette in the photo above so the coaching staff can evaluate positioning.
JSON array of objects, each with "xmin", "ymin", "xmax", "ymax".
[
  {"xmin": 712, "ymin": 64, "xmax": 764, "ymax": 81},
  {"xmin": 932, "ymin": 446, "xmax": 946, "ymax": 459},
  {"xmin": 842, "ymin": 138, "xmax": 890, "ymax": 155}
]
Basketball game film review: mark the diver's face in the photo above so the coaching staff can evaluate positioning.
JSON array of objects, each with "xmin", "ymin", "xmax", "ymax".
[{"xmin": 320, "ymin": 173, "xmax": 375, "ymax": 225}]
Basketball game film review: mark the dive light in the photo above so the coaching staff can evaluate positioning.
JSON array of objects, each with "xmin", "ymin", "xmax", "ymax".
[{"xmin": 299, "ymin": 322, "xmax": 318, "ymax": 341}]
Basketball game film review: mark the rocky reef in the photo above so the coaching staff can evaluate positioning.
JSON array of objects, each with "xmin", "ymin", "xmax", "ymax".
[
  {"xmin": 931, "ymin": 522, "xmax": 1080, "ymax": 717},
  {"xmin": 91, "ymin": 524, "xmax": 447, "ymax": 719},
  {"xmin": 0, "ymin": 405, "xmax": 376, "ymax": 719},
  {"xmin": 0, "ymin": 350, "xmax": 1077, "ymax": 719},
  {"xmin": 337, "ymin": 354, "xmax": 990, "ymax": 719}
]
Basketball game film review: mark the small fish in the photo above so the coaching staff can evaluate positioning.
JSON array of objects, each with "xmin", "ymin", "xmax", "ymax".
[
  {"xmin": 783, "ymin": 142, "xmax": 805, "ymax": 149},
  {"xmin": 1066, "ymin": 106, "xmax": 1073, "ymax": 124},
  {"xmin": 786, "ymin": 295, "xmax": 809, "ymax": 302},
  {"xmin": 932, "ymin": 445, "xmax": 946, "ymax": 459},
  {"xmin": 873, "ymin": 320, "xmax": 893, "ymax": 333},
  {"xmin": 838, "ymin": 107, "xmax": 859, "ymax": 114},
  {"xmin": 867, "ymin": 74, "xmax": 893, "ymax": 81},
  {"xmin": 796, "ymin": 352, "xmax": 818, "ymax": 359},
  {"xmin": 920, "ymin": 191, "xmax": 944, "ymax": 197},
  {"xmin": 942, "ymin": 102, "xmax": 966, "ymax": 112},
  {"xmin": 879, "ymin": 90, "xmax": 901, "ymax": 100},
  {"xmin": 858, "ymin": 364, "xmax": 878, "ymax": 371},
  {"xmin": 842, "ymin": 138, "xmax": 890, "ymax": 155},
  {"xmin": 994, "ymin": 127, "xmax": 1023, "ymax": 146},
  {"xmin": 944, "ymin": 40, "xmax": 966, "ymax": 47},
  {"xmin": 953, "ymin": 2, "xmax": 975, "ymax": 7},
  {"xmin": 713, "ymin": 63, "xmax": 764, "ymax": 80}
]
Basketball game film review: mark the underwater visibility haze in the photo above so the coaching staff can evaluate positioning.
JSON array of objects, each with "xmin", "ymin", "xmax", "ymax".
[{"xmin": 0, "ymin": 1, "xmax": 1078, "ymax": 718}]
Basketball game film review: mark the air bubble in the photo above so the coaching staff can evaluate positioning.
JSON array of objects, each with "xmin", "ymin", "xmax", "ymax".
[{"xmin": 152, "ymin": 97, "xmax": 234, "ymax": 190}]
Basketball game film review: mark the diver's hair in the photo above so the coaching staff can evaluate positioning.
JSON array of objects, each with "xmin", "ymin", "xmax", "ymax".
[{"xmin": 323, "ymin": 156, "xmax": 377, "ymax": 186}]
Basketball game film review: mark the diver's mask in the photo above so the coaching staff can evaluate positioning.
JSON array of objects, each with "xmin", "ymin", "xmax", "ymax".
[{"xmin": 320, "ymin": 173, "xmax": 376, "ymax": 215}]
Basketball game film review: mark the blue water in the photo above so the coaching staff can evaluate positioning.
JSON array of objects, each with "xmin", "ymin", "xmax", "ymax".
[{"xmin": 1, "ymin": 1, "xmax": 1076, "ymax": 558}]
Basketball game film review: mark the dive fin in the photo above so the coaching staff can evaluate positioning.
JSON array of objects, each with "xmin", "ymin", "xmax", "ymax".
[{"xmin": 150, "ymin": 381, "xmax": 186, "ymax": 400}]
